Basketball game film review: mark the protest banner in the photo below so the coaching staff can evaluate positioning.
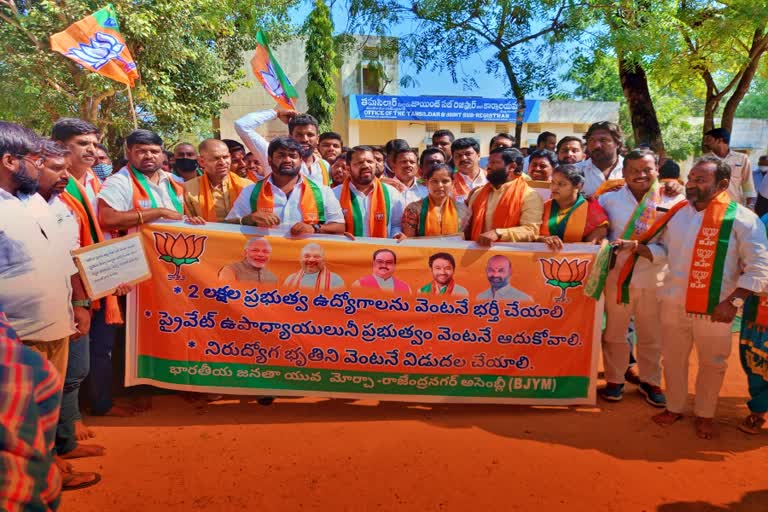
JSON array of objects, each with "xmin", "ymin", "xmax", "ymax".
[{"xmin": 126, "ymin": 222, "xmax": 602, "ymax": 405}]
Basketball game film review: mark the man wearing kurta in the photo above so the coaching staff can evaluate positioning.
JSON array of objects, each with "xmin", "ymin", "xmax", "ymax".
[
  {"xmin": 650, "ymin": 157, "xmax": 768, "ymax": 439},
  {"xmin": 466, "ymin": 146, "xmax": 543, "ymax": 246},
  {"xmin": 183, "ymin": 139, "xmax": 252, "ymax": 222},
  {"xmin": 598, "ymin": 149, "xmax": 685, "ymax": 407}
]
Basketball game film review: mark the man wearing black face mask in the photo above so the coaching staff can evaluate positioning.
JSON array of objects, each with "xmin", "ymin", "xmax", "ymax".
[
  {"xmin": 171, "ymin": 142, "xmax": 201, "ymax": 182},
  {"xmin": 466, "ymin": 146, "xmax": 544, "ymax": 245}
]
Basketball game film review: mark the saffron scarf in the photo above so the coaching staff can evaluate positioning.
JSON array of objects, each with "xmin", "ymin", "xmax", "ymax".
[
  {"xmin": 286, "ymin": 268, "xmax": 332, "ymax": 292},
  {"xmin": 685, "ymin": 191, "xmax": 738, "ymax": 317},
  {"xmin": 419, "ymin": 281, "xmax": 455, "ymax": 295},
  {"xmin": 198, "ymin": 173, "xmax": 246, "ymax": 222},
  {"xmin": 417, "ymin": 197, "xmax": 459, "ymax": 236},
  {"xmin": 338, "ymin": 178, "xmax": 390, "ymax": 237},
  {"xmin": 129, "ymin": 166, "xmax": 184, "ymax": 213},
  {"xmin": 593, "ymin": 178, "xmax": 625, "ymax": 198},
  {"xmin": 249, "ymin": 178, "xmax": 325, "ymax": 224},
  {"xmin": 317, "ymin": 159, "xmax": 330, "ymax": 187},
  {"xmin": 58, "ymin": 177, "xmax": 123, "ymax": 324},
  {"xmin": 540, "ymin": 195, "xmax": 588, "ymax": 242},
  {"xmin": 468, "ymin": 177, "xmax": 528, "ymax": 242},
  {"xmin": 614, "ymin": 181, "xmax": 665, "ymax": 303},
  {"xmin": 453, "ymin": 172, "xmax": 473, "ymax": 201}
]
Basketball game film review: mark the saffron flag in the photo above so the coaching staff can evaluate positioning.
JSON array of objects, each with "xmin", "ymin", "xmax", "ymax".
[
  {"xmin": 251, "ymin": 30, "xmax": 298, "ymax": 109},
  {"xmin": 50, "ymin": 4, "xmax": 139, "ymax": 87}
]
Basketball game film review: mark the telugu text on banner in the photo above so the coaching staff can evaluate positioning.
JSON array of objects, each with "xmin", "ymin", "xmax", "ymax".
[{"xmin": 126, "ymin": 223, "xmax": 602, "ymax": 404}]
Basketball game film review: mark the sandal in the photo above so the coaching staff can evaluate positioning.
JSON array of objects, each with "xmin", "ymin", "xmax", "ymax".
[
  {"xmin": 738, "ymin": 414, "xmax": 766, "ymax": 435},
  {"xmin": 62, "ymin": 471, "xmax": 101, "ymax": 491}
]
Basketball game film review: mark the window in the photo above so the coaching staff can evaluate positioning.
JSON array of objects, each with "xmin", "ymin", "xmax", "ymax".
[
  {"xmin": 425, "ymin": 123, "xmax": 440, "ymax": 133},
  {"xmin": 460, "ymin": 123, "xmax": 475, "ymax": 134},
  {"xmin": 494, "ymin": 124, "xmax": 509, "ymax": 133},
  {"xmin": 362, "ymin": 66, "xmax": 381, "ymax": 95}
]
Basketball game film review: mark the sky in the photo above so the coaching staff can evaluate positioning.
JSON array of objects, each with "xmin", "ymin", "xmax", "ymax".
[{"xmin": 290, "ymin": 1, "xmax": 521, "ymax": 99}]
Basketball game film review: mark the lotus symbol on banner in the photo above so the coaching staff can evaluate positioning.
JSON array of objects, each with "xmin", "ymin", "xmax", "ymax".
[
  {"xmin": 540, "ymin": 258, "xmax": 589, "ymax": 303},
  {"xmin": 67, "ymin": 32, "xmax": 137, "ymax": 72},
  {"xmin": 153, "ymin": 232, "xmax": 207, "ymax": 280}
]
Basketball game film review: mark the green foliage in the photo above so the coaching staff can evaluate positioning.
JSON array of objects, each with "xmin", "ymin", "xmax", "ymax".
[
  {"xmin": 0, "ymin": 0, "xmax": 295, "ymax": 150},
  {"xmin": 736, "ymin": 76, "xmax": 768, "ymax": 119},
  {"xmin": 304, "ymin": 0, "xmax": 338, "ymax": 131}
]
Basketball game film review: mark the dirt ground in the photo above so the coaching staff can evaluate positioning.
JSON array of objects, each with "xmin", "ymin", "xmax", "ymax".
[{"xmin": 63, "ymin": 335, "xmax": 768, "ymax": 512}]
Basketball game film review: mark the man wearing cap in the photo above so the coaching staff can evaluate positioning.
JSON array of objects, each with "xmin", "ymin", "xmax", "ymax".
[{"xmin": 703, "ymin": 127, "xmax": 755, "ymax": 208}]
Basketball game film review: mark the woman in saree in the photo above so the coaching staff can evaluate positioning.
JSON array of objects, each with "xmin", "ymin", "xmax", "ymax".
[
  {"xmin": 536, "ymin": 164, "xmax": 609, "ymax": 251},
  {"xmin": 399, "ymin": 163, "xmax": 471, "ymax": 238}
]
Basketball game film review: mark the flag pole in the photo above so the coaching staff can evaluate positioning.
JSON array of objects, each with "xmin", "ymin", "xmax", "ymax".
[{"xmin": 125, "ymin": 85, "xmax": 138, "ymax": 129}]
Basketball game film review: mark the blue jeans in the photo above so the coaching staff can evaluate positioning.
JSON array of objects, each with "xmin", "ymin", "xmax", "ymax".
[
  {"xmin": 89, "ymin": 307, "xmax": 118, "ymax": 415},
  {"xmin": 56, "ymin": 333, "xmax": 89, "ymax": 455}
]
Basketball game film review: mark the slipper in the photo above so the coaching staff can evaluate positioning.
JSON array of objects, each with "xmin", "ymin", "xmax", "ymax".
[
  {"xmin": 738, "ymin": 414, "xmax": 766, "ymax": 435},
  {"xmin": 62, "ymin": 471, "xmax": 101, "ymax": 491}
]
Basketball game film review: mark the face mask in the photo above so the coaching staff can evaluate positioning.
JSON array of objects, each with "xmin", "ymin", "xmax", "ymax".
[
  {"xmin": 174, "ymin": 158, "xmax": 198, "ymax": 173},
  {"xmin": 92, "ymin": 163, "xmax": 113, "ymax": 180}
]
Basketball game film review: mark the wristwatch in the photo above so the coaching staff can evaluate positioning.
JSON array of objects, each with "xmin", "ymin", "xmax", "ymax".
[
  {"xmin": 312, "ymin": 224, "xmax": 321, "ymax": 233},
  {"xmin": 72, "ymin": 299, "xmax": 92, "ymax": 309},
  {"xmin": 729, "ymin": 297, "xmax": 745, "ymax": 308}
]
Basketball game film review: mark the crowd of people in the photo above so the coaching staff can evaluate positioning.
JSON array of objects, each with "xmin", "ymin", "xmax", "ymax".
[{"xmin": 2, "ymin": 109, "xmax": 768, "ymax": 510}]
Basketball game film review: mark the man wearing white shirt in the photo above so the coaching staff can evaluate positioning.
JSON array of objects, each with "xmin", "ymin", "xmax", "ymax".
[
  {"xmin": 581, "ymin": 121, "xmax": 625, "ymax": 197},
  {"xmin": 451, "ymin": 137, "xmax": 487, "ymax": 204},
  {"xmin": 703, "ymin": 127, "xmax": 755, "ymax": 208},
  {"xmin": 234, "ymin": 109, "xmax": 331, "ymax": 187},
  {"xmin": 391, "ymin": 147, "xmax": 428, "ymax": 205},
  {"xmin": 333, "ymin": 146, "xmax": 404, "ymax": 238},
  {"xmin": 649, "ymin": 157, "xmax": 768, "ymax": 439},
  {"xmin": 598, "ymin": 149, "xmax": 686, "ymax": 407},
  {"xmin": 226, "ymin": 137, "xmax": 344, "ymax": 235},
  {"xmin": 98, "ymin": 129, "xmax": 199, "ymax": 232}
]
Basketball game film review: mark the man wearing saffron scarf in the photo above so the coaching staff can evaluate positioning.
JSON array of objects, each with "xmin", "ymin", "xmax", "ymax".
[
  {"xmin": 352, "ymin": 249, "xmax": 411, "ymax": 294},
  {"xmin": 648, "ymin": 157, "xmax": 768, "ymax": 439},
  {"xmin": 99, "ymin": 129, "xmax": 201, "ymax": 232},
  {"xmin": 183, "ymin": 139, "xmax": 251, "ymax": 222},
  {"xmin": 226, "ymin": 137, "xmax": 344, "ymax": 235},
  {"xmin": 333, "ymin": 146, "xmax": 404, "ymax": 238},
  {"xmin": 284, "ymin": 243, "xmax": 344, "ymax": 291},
  {"xmin": 418, "ymin": 252, "xmax": 468, "ymax": 297},
  {"xmin": 451, "ymin": 138, "xmax": 487, "ymax": 204},
  {"xmin": 598, "ymin": 149, "xmax": 685, "ymax": 406},
  {"xmin": 466, "ymin": 147, "xmax": 543, "ymax": 245},
  {"xmin": 235, "ymin": 109, "xmax": 331, "ymax": 186},
  {"xmin": 51, "ymin": 118, "xmax": 101, "ymax": 210}
]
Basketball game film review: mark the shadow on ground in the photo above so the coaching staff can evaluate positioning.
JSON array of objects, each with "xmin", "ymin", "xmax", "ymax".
[{"xmin": 658, "ymin": 490, "xmax": 768, "ymax": 511}]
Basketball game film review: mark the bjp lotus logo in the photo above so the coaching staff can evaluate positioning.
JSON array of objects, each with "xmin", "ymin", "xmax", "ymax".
[
  {"xmin": 540, "ymin": 258, "xmax": 589, "ymax": 303},
  {"xmin": 153, "ymin": 232, "xmax": 207, "ymax": 280}
]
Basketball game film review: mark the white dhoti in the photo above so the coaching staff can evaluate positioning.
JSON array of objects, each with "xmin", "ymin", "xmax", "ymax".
[
  {"xmin": 659, "ymin": 300, "xmax": 733, "ymax": 418},
  {"xmin": 602, "ymin": 276, "xmax": 662, "ymax": 386}
]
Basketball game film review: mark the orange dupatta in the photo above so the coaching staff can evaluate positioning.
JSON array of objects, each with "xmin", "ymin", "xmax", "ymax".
[
  {"xmin": 338, "ymin": 178, "xmax": 390, "ymax": 237},
  {"xmin": 58, "ymin": 175, "xmax": 123, "ymax": 324},
  {"xmin": 198, "ymin": 173, "xmax": 246, "ymax": 222},
  {"xmin": 128, "ymin": 167, "xmax": 184, "ymax": 213},
  {"xmin": 419, "ymin": 197, "xmax": 459, "ymax": 236},
  {"xmin": 540, "ymin": 197, "xmax": 589, "ymax": 242},
  {"xmin": 249, "ymin": 178, "xmax": 324, "ymax": 224},
  {"xmin": 468, "ymin": 177, "xmax": 528, "ymax": 241}
]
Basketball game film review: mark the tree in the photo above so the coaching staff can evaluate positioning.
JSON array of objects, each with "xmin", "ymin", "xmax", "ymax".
[
  {"xmin": 0, "ymin": 0, "xmax": 295, "ymax": 149},
  {"xmin": 672, "ymin": 0, "xmax": 768, "ymax": 135},
  {"xmin": 304, "ymin": 0, "xmax": 338, "ymax": 131},
  {"xmin": 405, "ymin": 0, "xmax": 580, "ymax": 144}
]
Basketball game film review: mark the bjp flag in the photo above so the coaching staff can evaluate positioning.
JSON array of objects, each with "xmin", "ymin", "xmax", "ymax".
[
  {"xmin": 251, "ymin": 30, "xmax": 298, "ymax": 109},
  {"xmin": 50, "ymin": 4, "xmax": 139, "ymax": 87}
]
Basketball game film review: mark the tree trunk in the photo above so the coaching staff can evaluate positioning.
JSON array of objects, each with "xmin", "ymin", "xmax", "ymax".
[
  {"xmin": 498, "ymin": 50, "xmax": 525, "ymax": 147},
  {"xmin": 720, "ymin": 30, "xmax": 768, "ymax": 133},
  {"xmin": 617, "ymin": 53, "xmax": 665, "ymax": 155}
]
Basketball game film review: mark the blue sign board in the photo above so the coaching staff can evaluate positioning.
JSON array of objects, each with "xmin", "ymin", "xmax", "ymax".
[{"xmin": 349, "ymin": 95, "xmax": 539, "ymax": 123}]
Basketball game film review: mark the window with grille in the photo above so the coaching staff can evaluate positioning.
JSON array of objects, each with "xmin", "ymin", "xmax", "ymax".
[
  {"xmin": 494, "ymin": 124, "xmax": 509, "ymax": 133},
  {"xmin": 460, "ymin": 123, "xmax": 475, "ymax": 133},
  {"xmin": 426, "ymin": 123, "xmax": 440, "ymax": 133}
]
